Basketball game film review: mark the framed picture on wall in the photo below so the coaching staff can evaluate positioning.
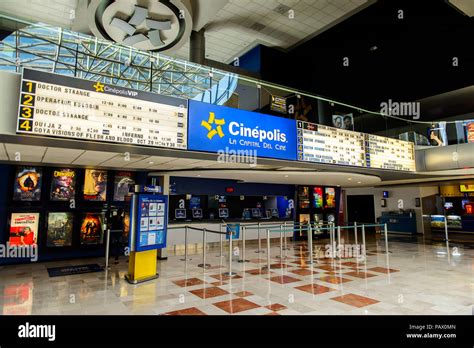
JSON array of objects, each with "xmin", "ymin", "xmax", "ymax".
[
  {"xmin": 415, "ymin": 198, "xmax": 421, "ymax": 207},
  {"xmin": 13, "ymin": 167, "xmax": 42, "ymax": 201},
  {"xmin": 381, "ymin": 199, "xmax": 387, "ymax": 208}
]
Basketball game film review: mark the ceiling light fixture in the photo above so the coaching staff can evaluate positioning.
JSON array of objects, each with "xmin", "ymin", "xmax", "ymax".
[{"xmin": 348, "ymin": 178, "xmax": 352, "ymax": 181}]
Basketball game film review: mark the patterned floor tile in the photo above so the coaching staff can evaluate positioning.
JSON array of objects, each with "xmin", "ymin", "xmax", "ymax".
[
  {"xmin": 344, "ymin": 271, "xmax": 378, "ymax": 279},
  {"xmin": 265, "ymin": 303, "xmax": 287, "ymax": 311},
  {"xmin": 234, "ymin": 291, "xmax": 253, "ymax": 297},
  {"xmin": 213, "ymin": 298, "xmax": 260, "ymax": 314},
  {"xmin": 367, "ymin": 267, "xmax": 400, "ymax": 273},
  {"xmin": 189, "ymin": 287, "xmax": 229, "ymax": 299},
  {"xmin": 295, "ymin": 284, "xmax": 336, "ymax": 295},
  {"xmin": 330, "ymin": 293, "xmax": 379, "ymax": 308},
  {"xmin": 318, "ymin": 276, "xmax": 353, "ymax": 284},
  {"xmin": 172, "ymin": 278, "xmax": 204, "ymax": 287},
  {"xmin": 269, "ymin": 275, "xmax": 301, "ymax": 284},
  {"xmin": 289, "ymin": 268, "xmax": 317, "ymax": 276},
  {"xmin": 164, "ymin": 307, "xmax": 207, "ymax": 315}
]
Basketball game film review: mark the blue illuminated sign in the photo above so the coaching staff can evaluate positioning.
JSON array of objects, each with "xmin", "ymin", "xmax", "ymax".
[
  {"xmin": 188, "ymin": 100, "xmax": 297, "ymax": 161},
  {"xmin": 134, "ymin": 194, "xmax": 168, "ymax": 252}
]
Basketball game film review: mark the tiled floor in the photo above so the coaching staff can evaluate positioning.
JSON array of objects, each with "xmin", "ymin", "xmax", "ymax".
[{"xmin": 0, "ymin": 235, "xmax": 473, "ymax": 315}]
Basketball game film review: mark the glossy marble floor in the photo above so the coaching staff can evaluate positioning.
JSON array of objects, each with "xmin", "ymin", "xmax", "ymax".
[{"xmin": 0, "ymin": 234, "xmax": 473, "ymax": 315}]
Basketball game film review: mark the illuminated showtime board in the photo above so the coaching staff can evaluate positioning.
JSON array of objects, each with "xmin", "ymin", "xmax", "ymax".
[
  {"xmin": 297, "ymin": 121, "xmax": 366, "ymax": 167},
  {"xmin": 364, "ymin": 134, "xmax": 416, "ymax": 172},
  {"xmin": 17, "ymin": 68, "xmax": 187, "ymax": 149},
  {"xmin": 297, "ymin": 120, "xmax": 416, "ymax": 172}
]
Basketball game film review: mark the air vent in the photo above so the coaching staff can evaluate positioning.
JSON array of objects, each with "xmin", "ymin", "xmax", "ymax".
[
  {"xmin": 273, "ymin": 4, "xmax": 291, "ymax": 15},
  {"xmin": 249, "ymin": 22, "xmax": 266, "ymax": 32}
]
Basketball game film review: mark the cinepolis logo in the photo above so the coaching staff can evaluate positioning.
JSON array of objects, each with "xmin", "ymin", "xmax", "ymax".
[
  {"xmin": 93, "ymin": 82, "xmax": 105, "ymax": 92},
  {"xmin": 201, "ymin": 112, "xmax": 225, "ymax": 140}
]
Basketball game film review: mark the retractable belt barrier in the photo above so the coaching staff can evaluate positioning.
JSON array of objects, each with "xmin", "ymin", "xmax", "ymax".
[{"xmin": 162, "ymin": 222, "xmax": 389, "ymax": 276}]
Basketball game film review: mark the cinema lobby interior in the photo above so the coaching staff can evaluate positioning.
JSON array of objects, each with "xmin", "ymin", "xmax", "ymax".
[{"xmin": 0, "ymin": 0, "xmax": 473, "ymax": 320}]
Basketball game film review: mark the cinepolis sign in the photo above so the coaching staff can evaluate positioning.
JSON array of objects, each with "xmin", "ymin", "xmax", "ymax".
[{"xmin": 87, "ymin": 0, "xmax": 193, "ymax": 53}]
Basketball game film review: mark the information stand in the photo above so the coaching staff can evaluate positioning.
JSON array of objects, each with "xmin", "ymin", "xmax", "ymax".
[{"xmin": 126, "ymin": 193, "xmax": 168, "ymax": 284}]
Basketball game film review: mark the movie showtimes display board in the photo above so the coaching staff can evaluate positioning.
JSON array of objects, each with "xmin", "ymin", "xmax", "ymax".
[
  {"xmin": 364, "ymin": 134, "xmax": 416, "ymax": 172},
  {"xmin": 297, "ymin": 121, "xmax": 366, "ymax": 167},
  {"xmin": 297, "ymin": 121, "xmax": 416, "ymax": 172},
  {"xmin": 17, "ymin": 68, "xmax": 187, "ymax": 149}
]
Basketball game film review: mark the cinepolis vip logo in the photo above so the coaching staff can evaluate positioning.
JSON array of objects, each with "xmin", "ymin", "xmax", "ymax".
[
  {"xmin": 201, "ymin": 112, "xmax": 226, "ymax": 140},
  {"xmin": 93, "ymin": 82, "xmax": 105, "ymax": 92},
  {"xmin": 87, "ymin": 0, "xmax": 193, "ymax": 53}
]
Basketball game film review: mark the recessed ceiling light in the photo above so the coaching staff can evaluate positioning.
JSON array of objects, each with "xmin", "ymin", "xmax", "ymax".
[
  {"xmin": 148, "ymin": 161, "xmax": 154, "ymax": 165},
  {"xmin": 197, "ymin": 175, "xmax": 201, "ymax": 177},
  {"xmin": 284, "ymin": 175, "xmax": 289, "ymax": 178},
  {"xmin": 357, "ymin": 181, "xmax": 362, "ymax": 184},
  {"xmin": 348, "ymin": 178, "xmax": 352, "ymax": 181}
]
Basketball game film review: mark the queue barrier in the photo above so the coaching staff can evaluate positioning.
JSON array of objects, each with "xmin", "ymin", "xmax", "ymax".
[{"xmin": 164, "ymin": 221, "xmax": 389, "ymax": 277}]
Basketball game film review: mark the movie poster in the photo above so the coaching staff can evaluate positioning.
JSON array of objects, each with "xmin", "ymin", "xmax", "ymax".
[
  {"xmin": 83, "ymin": 169, "xmax": 107, "ymax": 201},
  {"xmin": 332, "ymin": 114, "xmax": 354, "ymax": 130},
  {"xmin": 46, "ymin": 212, "xmax": 73, "ymax": 247},
  {"xmin": 325, "ymin": 187, "xmax": 336, "ymax": 209},
  {"xmin": 50, "ymin": 168, "xmax": 76, "ymax": 201},
  {"xmin": 123, "ymin": 211, "xmax": 130, "ymax": 241},
  {"xmin": 80, "ymin": 213, "xmax": 105, "ymax": 245},
  {"xmin": 13, "ymin": 167, "xmax": 42, "ymax": 201},
  {"xmin": 113, "ymin": 172, "xmax": 135, "ymax": 201},
  {"xmin": 9, "ymin": 213, "xmax": 40, "ymax": 246},
  {"xmin": 313, "ymin": 187, "xmax": 323, "ymax": 208}
]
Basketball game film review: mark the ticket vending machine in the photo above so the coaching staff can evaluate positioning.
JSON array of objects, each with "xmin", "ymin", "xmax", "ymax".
[{"xmin": 126, "ymin": 192, "xmax": 168, "ymax": 284}]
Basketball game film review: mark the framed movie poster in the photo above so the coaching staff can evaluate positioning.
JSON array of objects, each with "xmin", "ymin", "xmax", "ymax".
[
  {"xmin": 80, "ymin": 213, "xmax": 105, "ymax": 245},
  {"xmin": 46, "ymin": 212, "xmax": 73, "ymax": 247},
  {"xmin": 113, "ymin": 172, "xmax": 135, "ymax": 201},
  {"xmin": 313, "ymin": 187, "xmax": 323, "ymax": 208},
  {"xmin": 13, "ymin": 167, "xmax": 42, "ymax": 201},
  {"xmin": 9, "ymin": 213, "xmax": 40, "ymax": 246},
  {"xmin": 50, "ymin": 168, "xmax": 76, "ymax": 201},
  {"xmin": 324, "ymin": 187, "xmax": 336, "ymax": 209},
  {"xmin": 83, "ymin": 169, "xmax": 107, "ymax": 201}
]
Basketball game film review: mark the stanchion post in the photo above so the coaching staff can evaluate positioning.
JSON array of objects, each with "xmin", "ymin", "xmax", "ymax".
[
  {"xmin": 198, "ymin": 228, "xmax": 209, "ymax": 269},
  {"xmin": 384, "ymin": 223, "xmax": 389, "ymax": 254},
  {"xmin": 337, "ymin": 226, "xmax": 341, "ymax": 259},
  {"xmin": 279, "ymin": 225, "xmax": 283, "ymax": 259},
  {"xmin": 266, "ymin": 229, "xmax": 271, "ymax": 269},
  {"xmin": 217, "ymin": 224, "xmax": 224, "ymax": 258},
  {"xmin": 256, "ymin": 222, "xmax": 262, "ymax": 253},
  {"xmin": 308, "ymin": 224, "xmax": 313, "ymax": 264},
  {"xmin": 180, "ymin": 226, "xmax": 190, "ymax": 262},
  {"xmin": 444, "ymin": 216, "xmax": 449, "ymax": 242},
  {"xmin": 105, "ymin": 228, "xmax": 111, "ymax": 269},
  {"xmin": 223, "ymin": 226, "xmax": 236, "ymax": 276},
  {"xmin": 362, "ymin": 224, "xmax": 367, "ymax": 261},
  {"xmin": 354, "ymin": 221, "xmax": 358, "ymax": 247},
  {"xmin": 238, "ymin": 226, "xmax": 248, "ymax": 263}
]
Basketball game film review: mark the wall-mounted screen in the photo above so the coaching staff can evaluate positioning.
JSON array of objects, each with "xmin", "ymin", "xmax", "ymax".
[{"xmin": 17, "ymin": 68, "xmax": 187, "ymax": 150}]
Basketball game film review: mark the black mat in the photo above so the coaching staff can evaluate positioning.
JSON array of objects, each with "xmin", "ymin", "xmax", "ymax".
[{"xmin": 47, "ymin": 264, "xmax": 103, "ymax": 277}]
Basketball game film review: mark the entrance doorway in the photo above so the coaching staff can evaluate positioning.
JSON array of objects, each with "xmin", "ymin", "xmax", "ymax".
[{"xmin": 347, "ymin": 195, "xmax": 375, "ymax": 224}]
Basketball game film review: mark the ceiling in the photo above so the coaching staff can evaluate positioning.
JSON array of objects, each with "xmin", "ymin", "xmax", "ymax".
[
  {"xmin": 0, "ymin": 0, "xmax": 373, "ymax": 64},
  {"xmin": 172, "ymin": 0, "xmax": 372, "ymax": 62}
]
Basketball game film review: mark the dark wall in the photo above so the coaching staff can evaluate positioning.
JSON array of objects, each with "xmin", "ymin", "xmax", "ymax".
[
  {"xmin": 260, "ymin": 0, "xmax": 474, "ymax": 112},
  {"xmin": 170, "ymin": 176, "xmax": 295, "ymax": 197}
]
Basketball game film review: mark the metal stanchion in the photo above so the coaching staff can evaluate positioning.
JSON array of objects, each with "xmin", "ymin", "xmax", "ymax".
[
  {"xmin": 444, "ymin": 216, "xmax": 449, "ymax": 242},
  {"xmin": 266, "ymin": 229, "xmax": 271, "ymax": 269},
  {"xmin": 337, "ymin": 226, "xmax": 341, "ymax": 259},
  {"xmin": 361, "ymin": 224, "xmax": 367, "ymax": 262},
  {"xmin": 223, "ymin": 227, "xmax": 236, "ymax": 276},
  {"xmin": 238, "ymin": 226, "xmax": 249, "ymax": 263},
  {"xmin": 198, "ymin": 228, "xmax": 210, "ymax": 269},
  {"xmin": 329, "ymin": 223, "xmax": 334, "ymax": 259},
  {"xmin": 180, "ymin": 226, "xmax": 191, "ymax": 261},
  {"xmin": 383, "ymin": 223, "xmax": 390, "ymax": 254},
  {"xmin": 104, "ymin": 228, "xmax": 111, "ymax": 270},
  {"xmin": 217, "ymin": 224, "xmax": 224, "ymax": 258},
  {"xmin": 276, "ymin": 225, "xmax": 284, "ymax": 259},
  {"xmin": 256, "ymin": 222, "xmax": 263, "ymax": 253},
  {"xmin": 283, "ymin": 221, "xmax": 290, "ymax": 251},
  {"xmin": 354, "ymin": 221, "xmax": 358, "ymax": 247},
  {"xmin": 307, "ymin": 224, "xmax": 313, "ymax": 264}
]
